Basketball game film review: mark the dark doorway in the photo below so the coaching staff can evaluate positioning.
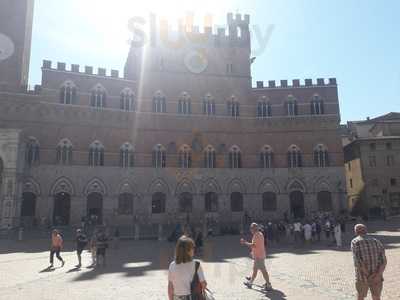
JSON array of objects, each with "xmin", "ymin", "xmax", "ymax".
[
  {"xmin": 317, "ymin": 191, "xmax": 333, "ymax": 212},
  {"xmin": 290, "ymin": 191, "xmax": 305, "ymax": 219},
  {"xmin": 179, "ymin": 192, "xmax": 193, "ymax": 213},
  {"xmin": 53, "ymin": 192, "xmax": 71, "ymax": 225},
  {"xmin": 87, "ymin": 192, "xmax": 103, "ymax": 224},
  {"xmin": 21, "ymin": 192, "xmax": 36, "ymax": 217},
  {"xmin": 230, "ymin": 192, "xmax": 244, "ymax": 212}
]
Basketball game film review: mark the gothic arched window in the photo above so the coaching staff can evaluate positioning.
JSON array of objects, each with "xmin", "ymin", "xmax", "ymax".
[
  {"xmin": 120, "ymin": 88, "xmax": 135, "ymax": 111},
  {"xmin": 26, "ymin": 137, "xmax": 40, "ymax": 166},
  {"xmin": 88, "ymin": 140, "xmax": 104, "ymax": 166},
  {"xmin": 152, "ymin": 144, "xmax": 166, "ymax": 168},
  {"xmin": 311, "ymin": 95, "xmax": 324, "ymax": 115},
  {"xmin": 204, "ymin": 145, "xmax": 216, "ymax": 168},
  {"xmin": 286, "ymin": 95, "xmax": 298, "ymax": 116},
  {"xmin": 314, "ymin": 144, "xmax": 329, "ymax": 167},
  {"xmin": 60, "ymin": 81, "xmax": 77, "ymax": 104},
  {"xmin": 56, "ymin": 138, "xmax": 73, "ymax": 165},
  {"xmin": 120, "ymin": 142, "xmax": 134, "ymax": 168},
  {"xmin": 178, "ymin": 145, "xmax": 192, "ymax": 168},
  {"xmin": 287, "ymin": 145, "xmax": 302, "ymax": 168},
  {"xmin": 178, "ymin": 92, "xmax": 191, "ymax": 115},
  {"xmin": 229, "ymin": 145, "xmax": 242, "ymax": 168},
  {"xmin": 153, "ymin": 91, "xmax": 166, "ymax": 113},
  {"xmin": 90, "ymin": 85, "xmax": 106, "ymax": 109},
  {"xmin": 227, "ymin": 95, "xmax": 239, "ymax": 118},
  {"xmin": 260, "ymin": 145, "xmax": 273, "ymax": 168},
  {"xmin": 257, "ymin": 96, "xmax": 271, "ymax": 118},
  {"xmin": 203, "ymin": 93, "xmax": 216, "ymax": 115}
]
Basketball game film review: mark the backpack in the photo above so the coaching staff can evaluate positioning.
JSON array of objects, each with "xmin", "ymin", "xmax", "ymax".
[{"xmin": 191, "ymin": 261, "xmax": 205, "ymax": 300}]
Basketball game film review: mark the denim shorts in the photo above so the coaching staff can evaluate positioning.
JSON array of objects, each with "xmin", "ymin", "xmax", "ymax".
[{"xmin": 173, "ymin": 295, "xmax": 191, "ymax": 300}]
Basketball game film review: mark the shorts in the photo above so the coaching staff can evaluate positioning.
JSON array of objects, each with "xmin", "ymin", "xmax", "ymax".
[
  {"xmin": 253, "ymin": 258, "xmax": 267, "ymax": 271},
  {"xmin": 356, "ymin": 278, "xmax": 383, "ymax": 298}
]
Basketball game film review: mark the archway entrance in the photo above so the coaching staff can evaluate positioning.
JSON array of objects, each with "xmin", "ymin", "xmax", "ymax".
[
  {"xmin": 290, "ymin": 191, "xmax": 305, "ymax": 219},
  {"xmin": 317, "ymin": 191, "xmax": 333, "ymax": 212},
  {"xmin": 21, "ymin": 192, "xmax": 36, "ymax": 217},
  {"xmin": 53, "ymin": 192, "xmax": 71, "ymax": 225},
  {"xmin": 87, "ymin": 192, "xmax": 103, "ymax": 224}
]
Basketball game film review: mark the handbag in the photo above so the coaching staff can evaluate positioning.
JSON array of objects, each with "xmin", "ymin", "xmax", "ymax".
[{"xmin": 190, "ymin": 261, "xmax": 205, "ymax": 300}]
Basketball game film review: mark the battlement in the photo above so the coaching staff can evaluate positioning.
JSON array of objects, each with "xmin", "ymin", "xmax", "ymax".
[
  {"xmin": 152, "ymin": 13, "xmax": 250, "ymax": 47},
  {"xmin": 253, "ymin": 78, "xmax": 337, "ymax": 89},
  {"xmin": 42, "ymin": 60, "xmax": 122, "ymax": 79}
]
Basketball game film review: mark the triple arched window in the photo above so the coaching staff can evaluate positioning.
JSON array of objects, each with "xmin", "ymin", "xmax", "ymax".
[
  {"xmin": 120, "ymin": 88, "xmax": 135, "ymax": 111},
  {"xmin": 203, "ymin": 93, "xmax": 216, "ymax": 115},
  {"xmin": 314, "ymin": 144, "xmax": 329, "ymax": 167},
  {"xmin": 178, "ymin": 92, "xmax": 191, "ymax": 115},
  {"xmin": 152, "ymin": 144, "xmax": 166, "ymax": 168},
  {"xmin": 227, "ymin": 96, "xmax": 240, "ymax": 118},
  {"xmin": 26, "ymin": 137, "xmax": 40, "ymax": 166},
  {"xmin": 204, "ymin": 145, "xmax": 216, "ymax": 168},
  {"xmin": 153, "ymin": 91, "xmax": 166, "ymax": 113},
  {"xmin": 260, "ymin": 145, "xmax": 273, "ymax": 168},
  {"xmin": 90, "ymin": 85, "xmax": 106, "ymax": 109},
  {"xmin": 311, "ymin": 95, "xmax": 324, "ymax": 115},
  {"xmin": 257, "ymin": 97, "xmax": 271, "ymax": 118},
  {"xmin": 60, "ymin": 81, "xmax": 77, "ymax": 104},
  {"xmin": 287, "ymin": 145, "xmax": 302, "ymax": 168},
  {"xmin": 286, "ymin": 95, "xmax": 298, "ymax": 116},
  {"xmin": 120, "ymin": 143, "xmax": 134, "ymax": 168},
  {"xmin": 229, "ymin": 145, "xmax": 242, "ymax": 168},
  {"xmin": 56, "ymin": 138, "xmax": 73, "ymax": 165},
  {"xmin": 178, "ymin": 145, "xmax": 192, "ymax": 168},
  {"xmin": 89, "ymin": 140, "xmax": 104, "ymax": 166}
]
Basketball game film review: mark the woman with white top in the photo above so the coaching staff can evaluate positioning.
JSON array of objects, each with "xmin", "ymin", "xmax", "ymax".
[{"xmin": 168, "ymin": 236, "xmax": 207, "ymax": 300}]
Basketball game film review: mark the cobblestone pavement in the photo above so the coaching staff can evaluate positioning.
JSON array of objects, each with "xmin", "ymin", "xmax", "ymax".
[{"xmin": 0, "ymin": 220, "xmax": 398, "ymax": 300}]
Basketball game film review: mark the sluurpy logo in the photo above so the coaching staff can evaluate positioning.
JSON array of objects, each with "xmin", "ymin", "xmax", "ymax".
[{"xmin": 0, "ymin": 33, "xmax": 15, "ymax": 61}]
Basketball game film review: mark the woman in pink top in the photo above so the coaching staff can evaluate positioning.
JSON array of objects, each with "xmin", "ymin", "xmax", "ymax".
[
  {"xmin": 49, "ymin": 229, "xmax": 65, "ymax": 268},
  {"xmin": 240, "ymin": 223, "xmax": 272, "ymax": 291}
]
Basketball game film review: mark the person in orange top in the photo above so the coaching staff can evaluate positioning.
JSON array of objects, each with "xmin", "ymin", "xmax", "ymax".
[
  {"xmin": 50, "ymin": 229, "xmax": 65, "ymax": 268},
  {"xmin": 240, "ymin": 223, "xmax": 272, "ymax": 291}
]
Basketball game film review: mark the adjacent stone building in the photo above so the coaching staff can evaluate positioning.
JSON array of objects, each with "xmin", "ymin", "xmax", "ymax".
[
  {"xmin": 0, "ymin": 1, "xmax": 346, "ymax": 231},
  {"xmin": 343, "ymin": 113, "xmax": 400, "ymax": 218}
]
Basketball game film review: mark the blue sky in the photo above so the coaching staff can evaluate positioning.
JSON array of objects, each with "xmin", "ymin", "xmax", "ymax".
[{"xmin": 29, "ymin": 0, "xmax": 400, "ymax": 122}]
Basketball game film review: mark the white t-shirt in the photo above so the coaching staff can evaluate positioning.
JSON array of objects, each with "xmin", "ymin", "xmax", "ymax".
[
  {"xmin": 294, "ymin": 222, "xmax": 302, "ymax": 232},
  {"xmin": 168, "ymin": 261, "xmax": 205, "ymax": 296}
]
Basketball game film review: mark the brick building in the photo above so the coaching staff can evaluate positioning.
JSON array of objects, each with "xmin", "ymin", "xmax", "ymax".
[
  {"xmin": 0, "ymin": 0, "xmax": 346, "ymax": 231},
  {"xmin": 343, "ymin": 113, "xmax": 400, "ymax": 218}
]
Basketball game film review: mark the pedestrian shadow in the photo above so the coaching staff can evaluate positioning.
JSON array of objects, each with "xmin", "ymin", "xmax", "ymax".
[
  {"xmin": 66, "ymin": 267, "xmax": 81, "ymax": 273},
  {"xmin": 39, "ymin": 266, "xmax": 55, "ymax": 273},
  {"xmin": 264, "ymin": 289, "xmax": 287, "ymax": 300}
]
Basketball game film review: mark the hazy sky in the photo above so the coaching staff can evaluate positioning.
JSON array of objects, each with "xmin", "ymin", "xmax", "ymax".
[{"xmin": 29, "ymin": 0, "xmax": 400, "ymax": 122}]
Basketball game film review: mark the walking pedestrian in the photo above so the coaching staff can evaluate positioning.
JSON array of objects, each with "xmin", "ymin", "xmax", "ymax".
[
  {"xmin": 241, "ymin": 223, "xmax": 272, "ymax": 291},
  {"xmin": 113, "ymin": 227, "xmax": 120, "ymax": 249},
  {"xmin": 168, "ymin": 236, "xmax": 207, "ymax": 300},
  {"xmin": 49, "ymin": 229, "xmax": 65, "ymax": 268},
  {"xmin": 316, "ymin": 221, "xmax": 322, "ymax": 242},
  {"xmin": 96, "ymin": 229, "xmax": 108, "ymax": 267},
  {"xmin": 334, "ymin": 222, "xmax": 342, "ymax": 248},
  {"xmin": 303, "ymin": 221, "xmax": 312, "ymax": 245},
  {"xmin": 75, "ymin": 229, "xmax": 88, "ymax": 268},
  {"xmin": 293, "ymin": 220, "xmax": 302, "ymax": 245},
  {"xmin": 89, "ymin": 230, "xmax": 97, "ymax": 267},
  {"xmin": 324, "ymin": 219, "xmax": 331, "ymax": 240},
  {"xmin": 351, "ymin": 224, "xmax": 386, "ymax": 300}
]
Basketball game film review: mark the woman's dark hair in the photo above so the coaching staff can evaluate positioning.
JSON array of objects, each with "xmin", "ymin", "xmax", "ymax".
[{"xmin": 175, "ymin": 236, "xmax": 195, "ymax": 264}]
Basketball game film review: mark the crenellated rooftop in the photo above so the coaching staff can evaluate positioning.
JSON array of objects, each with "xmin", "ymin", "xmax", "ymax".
[{"xmin": 253, "ymin": 78, "xmax": 337, "ymax": 89}]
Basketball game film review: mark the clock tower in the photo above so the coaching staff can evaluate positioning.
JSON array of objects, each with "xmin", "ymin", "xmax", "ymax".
[{"xmin": 0, "ymin": 0, "xmax": 34, "ymax": 92}]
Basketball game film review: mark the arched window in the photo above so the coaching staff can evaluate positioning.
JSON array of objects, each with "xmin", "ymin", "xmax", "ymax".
[
  {"xmin": 178, "ymin": 92, "xmax": 191, "ymax": 115},
  {"xmin": 90, "ymin": 84, "xmax": 106, "ymax": 109},
  {"xmin": 229, "ymin": 145, "xmax": 242, "ymax": 168},
  {"xmin": 205, "ymin": 192, "xmax": 218, "ymax": 212},
  {"xmin": 230, "ymin": 192, "xmax": 243, "ymax": 212},
  {"xmin": 262, "ymin": 192, "xmax": 277, "ymax": 211},
  {"xmin": 178, "ymin": 145, "xmax": 192, "ymax": 168},
  {"xmin": 203, "ymin": 93, "xmax": 216, "ymax": 115},
  {"xmin": 120, "ymin": 88, "xmax": 135, "ymax": 111},
  {"xmin": 120, "ymin": 142, "xmax": 134, "ymax": 168},
  {"xmin": 286, "ymin": 95, "xmax": 298, "ymax": 116},
  {"xmin": 56, "ymin": 138, "xmax": 73, "ymax": 165},
  {"xmin": 88, "ymin": 140, "xmax": 104, "ymax": 166},
  {"xmin": 257, "ymin": 96, "xmax": 271, "ymax": 118},
  {"xmin": 287, "ymin": 145, "xmax": 302, "ymax": 168},
  {"xmin": 227, "ymin": 95, "xmax": 239, "ymax": 118},
  {"xmin": 118, "ymin": 193, "xmax": 134, "ymax": 215},
  {"xmin": 260, "ymin": 145, "xmax": 273, "ymax": 168},
  {"xmin": 314, "ymin": 144, "xmax": 329, "ymax": 167},
  {"xmin": 60, "ymin": 81, "xmax": 77, "ymax": 104},
  {"xmin": 26, "ymin": 137, "xmax": 40, "ymax": 166},
  {"xmin": 152, "ymin": 144, "xmax": 166, "ymax": 168},
  {"xmin": 179, "ymin": 192, "xmax": 193, "ymax": 213},
  {"xmin": 204, "ymin": 145, "xmax": 216, "ymax": 168},
  {"xmin": 152, "ymin": 192, "xmax": 166, "ymax": 214},
  {"xmin": 311, "ymin": 95, "xmax": 324, "ymax": 115},
  {"xmin": 153, "ymin": 91, "xmax": 166, "ymax": 113}
]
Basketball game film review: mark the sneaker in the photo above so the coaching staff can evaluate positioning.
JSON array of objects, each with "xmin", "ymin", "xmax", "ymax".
[
  {"xmin": 49, "ymin": 264, "xmax": 54, "ymax": 268},
  {"xmin": 75, "ymin": 264, "xmax": 81, "ymax": 268},
  {"xmin": 61, "ymin": 260, "xmax": 65, "ymax": 267},
  {"xmin": 245, "ymin": 276, "xmax": 251, "ymax": 281},
  {"xmin": 263, "ymin": 283, "xmax": 273, "ymax": 291}
]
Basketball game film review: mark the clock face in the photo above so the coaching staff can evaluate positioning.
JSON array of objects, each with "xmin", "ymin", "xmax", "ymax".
[
  {"xmin": 184, "ymin": 50, "xmax": 208, "ymax": 74},
  {"xmin": 0, "ymin": 33, "xmax": 15, "ymax": 61}
]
